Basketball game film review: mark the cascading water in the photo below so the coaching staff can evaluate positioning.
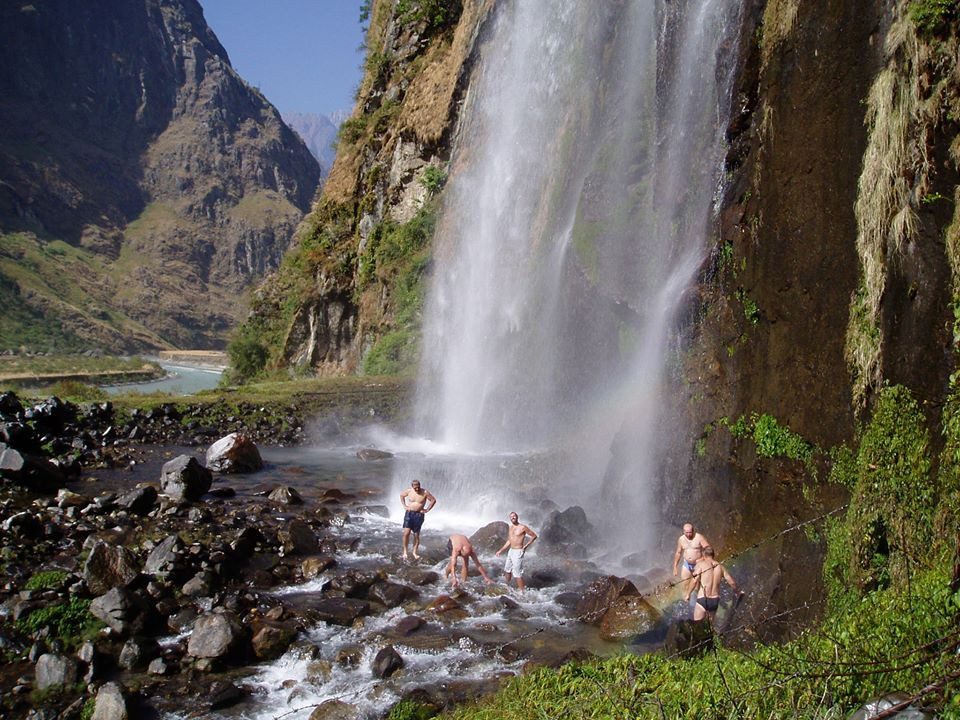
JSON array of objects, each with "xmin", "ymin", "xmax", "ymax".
[{"xmin": 389, "ymin": 0, "xmax": 743, "ymax": 557}]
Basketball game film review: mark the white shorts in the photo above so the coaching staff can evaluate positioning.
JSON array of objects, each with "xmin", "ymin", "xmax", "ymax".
[{"xmin": 503, "ymin": 548, "xmax": 525, "ymax": 577}]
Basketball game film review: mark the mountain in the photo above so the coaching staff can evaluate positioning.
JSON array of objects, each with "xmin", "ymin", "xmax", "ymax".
[
  {"xmin": 284, "ymin": 112, "xmax": 342, "ymax": 177},
  {"xmin": 0, "ymin": 0, "xmax": 321, "ymax": 352}
]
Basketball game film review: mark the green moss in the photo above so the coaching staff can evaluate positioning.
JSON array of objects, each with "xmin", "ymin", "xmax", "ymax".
[
  {"xmin": 24, "ymin": 570, "xmax": 68, "ymax": 591},
  {"xmin": 79, "ymin": 697, "xmax": 96, "ymax": 720},
  {"xmin": 15, "ymin": 597, "xmax": 100, "ymax": 648},
  {"xmin": 387, "ymin": 699, "xmax": 437, "ymax": 720},
  {"xmin": 909, "ymin": 0, "xmax": 958, "ymax": 35}
]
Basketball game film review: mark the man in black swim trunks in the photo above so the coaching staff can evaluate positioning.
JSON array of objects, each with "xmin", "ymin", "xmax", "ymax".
[
  {"xmin": 684, "ymin": 546, "xmax": 742, "ymax": 624},
  {"xmin": 399, "ymin": 479, "xmax": 436, "ymax": 560}
]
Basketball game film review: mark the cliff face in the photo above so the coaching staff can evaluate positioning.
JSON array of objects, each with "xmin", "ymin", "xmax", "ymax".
[
  {"xmin": 0, "ymin": 0, "xmax": 320, "ymax": 351},
  {"xmin": 248, "ymin": 0, "xmax": 960, "ymax": 577}
]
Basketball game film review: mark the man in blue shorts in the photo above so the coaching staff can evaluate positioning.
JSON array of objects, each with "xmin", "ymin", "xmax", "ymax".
[{"xmin": 399, "ymin": 479, "xmax": 436, "ymax": 560}]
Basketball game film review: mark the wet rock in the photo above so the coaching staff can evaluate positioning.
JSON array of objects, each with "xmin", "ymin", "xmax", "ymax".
[
  {"xmin": 335, "ymin": 645, "xmax": 363, "ymax": 667},
  {"xmin": 83, "ymin": 541, "xmax": 140, "ymax": 595},
  {"xmin": 368, "ymin": 580, "xmax": 417, "ymax": 608},
  {"xmin": 268, "ymin": 486, "xmax": 303, "ymax": 504},
  {"xmin": 148, "ymin": 657, "xmax": 171, "ymax": 675},
  {"xmin": 575, "ymin": 575, "xmax": 639, "ymax": 624},
  {"xmin": 469, "ymin": 521, "xmax": 510, "ymax": 554},
  {"xmin": 116, "ymin": 485, "xmax": 158, "ymax": 515},
  {"xmin": 427, "ymin": 594, "xmax": 465, "ymax": 616},
  {"xmin": 598, "ymin": 595, "xmax": 661, "ymax": 640},
  {"xmin": 34, "ymin": 652, "xmax": 78, "ymax": 689},
  {"xmin": 182, "ymin": 571, "xmax": 217, "ymax": 597},
  {"xmin": 298, "ymin": 597, "xmax": 371, "ymax": 626},
  {"xmin": 394, "ymin": 615, "xmax": 426, "ymax": 636},
  {"xmin": 2, "ymin": 511, "xmax": 43, "ymax": 538},
  {"xmin": 187, "ymin": 611, "xmax": 246, "ymax": 661},
  {"xmin": 663, "ymin": 619, "xmax": 713, "ymax": 658},
  {"xmin": 56, "ymin": 488, "xmax": 87, "ymax": 507},
  {"xmin": 89, "ymin": 587, "xmax": 133, "ymax": 634},
  {"xmin": 355, "ymin": 504, "xmax": 390, "ymax": 517},
  {"xmin": 209, "ymin": 680, "xmax": 246, "ymax": 710},
  {"xmin": 251, "ymin": 623, "xmax": 297, "ymax": 660},
  {"xmin": 302, "ymin": 555, "xmax": 337, "ymax": 579},
  {"xmin": 206, "ymin": 433, "xmax": 263, "ymax": 474},
  {"xmin": 539, "ymin": 506, "xmax": 594, "ymax": 555},
  {"xmin": 356, "ymin": 447, "xmax": 393, "ymax": 461},
  {"xmin": 372, "ymin": 644, "xmax": 404, "ymax": 678},
  {"xmin": 397, "ymin": 567, "xmax": 441, "ymax": 586},
  {"xmin": 118, "ymin": 637, "xmax": 160, "ymax": 670},
  {"xmin": 282, "ymin": 519, "xmax": 319, "ymax": 555},
  {"xmin": 160, "ymin": 455, "xmax": 212, "ymax": 501},
  {"xmin": 324, "ymin": 569, "xmax": 381, "ymax": 598},
  {"xmin": 0, "ymin": 390, "xmax": 24, "ymax": 417},
  {"xmin": 308, "ymin": 699, "xmax": 361, "ymax": 720},
  {"xmin": 91, "ymin": 681, "xmax": 129, "ymax": 720},
  {"xmin": 0, "ymin": 448, "xmax": 65, "ymax": 492}
]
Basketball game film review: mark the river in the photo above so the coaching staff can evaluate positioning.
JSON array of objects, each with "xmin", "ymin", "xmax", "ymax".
[{"xmin": 102, "ymin": 361, "xmax": 223, "ymax": 396}]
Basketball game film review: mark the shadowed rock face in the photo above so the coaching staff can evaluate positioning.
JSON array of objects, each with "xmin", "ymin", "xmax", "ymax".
[{"xmin": 0, "ymin": 0, "xmax": 320, "ymax": 351}]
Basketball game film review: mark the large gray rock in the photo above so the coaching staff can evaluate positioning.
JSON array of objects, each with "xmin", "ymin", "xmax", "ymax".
[
  {"xmin": 598, "ymin": 595, "xmax": 661, "ymax": 640},
  {"xmin": 539, "ymin": 506, "xmax": 594, "ymax": 555},
  {"xmin": 160, "ymin": 455, "xmax": 212, "ymax": 501},
  {"xmin": 0, "ymin": 447, "xmax": 66, "ymax": 493},
  {"xmin": 469, "ymin": 521, "xmax": 510, "ymax": 554},
  {"xmin": 35, "ymin": 653, "xmax": 78, "ymax": 689},
  {"xmin": 206, "ymin": 433, "xmax": 263, "ymax": 474},
  {"xmin": 116, "ymin": 485, "xmax": 158, "ymax": 515},
  {"xmin": 282, "ymin": 519, "xmax": 319, "ymax": 555},
  {"xmin": 89, "ymin": 587, "xmax": 133, "ymax": 634},
  {"xmin": 83, "ymin": 541, "xmax": 140, "ymax": 595},
  {"xmin": 118, "ymin": 637, "xmax": 160, "ymax": 670},
  {"xmin": 187, "ymin": 612, "xmax": 246, "ymax": 661},
  {"xmin": 575, "ymin": 575, "xmax": 639, "ymax": 625},
  {"xmin": 144, "ymin": 534, "xmax": 183, "ymax": 580},
  {"xmin": 308, "ymin": 700, "xmax": 361, "ymax": 720},
  {"xmin": 91, "ymin": 681, "xmax": 129, "ymax": 720}
]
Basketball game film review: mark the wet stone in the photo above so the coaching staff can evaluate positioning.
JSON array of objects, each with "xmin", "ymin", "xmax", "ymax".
[{"xmin": 371, "ymin": 644, "xmax": 404, "ymax": 679}]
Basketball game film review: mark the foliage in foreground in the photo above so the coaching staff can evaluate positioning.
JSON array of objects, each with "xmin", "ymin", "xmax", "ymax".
[{"xmin": 451, "ymin": 384, "xmax": 960, "ymax": 719}]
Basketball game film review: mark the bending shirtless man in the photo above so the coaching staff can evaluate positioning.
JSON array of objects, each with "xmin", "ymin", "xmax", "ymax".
[
  {"xmin": 446, "ymin": 533, "xmax": 493, "ymax": 588},
  {"xmin": 399, "ymin": 479, "xmax": 436, "ymax": 560},
  {"xmin": 685, "ymin": 546, "xmax": 742, "ymax": 624},
  {"xmin": 673, "ymin": 522, "xmax": 710, "ymax": 598},
  {"xmin": 495, "ymin": 511, "xmax": 538, "ymax": 591}
]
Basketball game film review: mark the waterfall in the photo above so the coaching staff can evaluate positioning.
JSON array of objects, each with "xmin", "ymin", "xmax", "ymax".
[{"xmin": 396, "ymin": 0, "xmax": 743, "ymax": 553}]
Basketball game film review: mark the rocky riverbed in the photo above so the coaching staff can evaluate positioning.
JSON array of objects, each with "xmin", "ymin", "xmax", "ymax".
[{"xmin": 0, "ymin": 390, "xmax": 733, "ymax": 720}]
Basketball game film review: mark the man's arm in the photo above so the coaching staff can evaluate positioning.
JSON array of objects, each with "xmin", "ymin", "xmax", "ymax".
[
  {"xmin": 722, "ymin": 565, "xmax": 740, "ymax": 594},
  {"xmin": 448, "ymin": 552, "xmax": 459, "ymax": 587},
  {"xmin": 495, "ymin": 539, "xmax": 511, "ymax": 556},
  {"xmin": 399, "ymin": 489, "xmax": 408, "ymax": 508},
  {"xmin": 522, "ymin": 526, "xmax": 537, "ymax": 551},
  {"xmin": 673, "ymin": 538, "xmax": 682, "ymax": 575},
  {"xmin": 423, "ymin": 490, "xmax": 437, "ymax": 512}
]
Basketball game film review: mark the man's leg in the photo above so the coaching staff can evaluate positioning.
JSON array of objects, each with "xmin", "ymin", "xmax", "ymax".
[
  {"xmin": 692, "ymin": 601, "xmax": 707, "ymax": 622},
  {"xmin": 516, "ymin": 575, "xmax": 525, "ymax": 591},
  {"xmin": 402, "ymin": 528, "xmax": 411, "ymax": 559},
  {"xmin": 504, "ymin": 571, "xmax": 513, "ymax": 585},
  {"xmin": 681, "ymin": 565, "xmax": 694, "ymax": 598},
  {"xmin": 412, "ymin": 531, "xmax": 421, "ymax": 559}
]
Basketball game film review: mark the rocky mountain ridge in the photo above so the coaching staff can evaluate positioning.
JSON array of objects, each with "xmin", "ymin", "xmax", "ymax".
[{"xmin": 0, "ymin": 0, "xmax": 321, "ymax": 351}]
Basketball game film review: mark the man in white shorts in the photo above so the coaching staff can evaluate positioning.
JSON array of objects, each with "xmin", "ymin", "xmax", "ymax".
[{"xmin": 495, "ymin": 511, "xmax": 538, "ymax": 591}]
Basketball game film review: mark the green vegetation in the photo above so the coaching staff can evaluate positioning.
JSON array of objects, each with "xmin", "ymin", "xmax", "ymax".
[
  {"xmin": 387, "ymin": 699, "xmax": 437, "ymax": 720},
  {"xmin": 395, "ymin": 0, "xmax": 463, "ymax": 34},
  {"xmin": 15, "ymin": 597, "xmax": 100, "ymax": 649},
  {"xmin": 419, "ymin": 165, "xmax": 447, "ymax": 195},
  {"xmin": 910, "ymin": 0, "xmax": 958, "ymax": 35},
  {"xmin": 225, "ymin": 331, "xmax": 269, "ymax": 384},
  {"xmin": 79, "ymin": 697, "xmax": 96, "ymax": 720},
  {"xmin": 722, "ymin": 412, "xmax": 814, "ymax": 464},
  {"xmin": 24, "ymin": 570, "xmax": 68, "ymax": 591},
  {"xmin": 735, "ymin": 287, "xmax": 761, "ymax": 324}
]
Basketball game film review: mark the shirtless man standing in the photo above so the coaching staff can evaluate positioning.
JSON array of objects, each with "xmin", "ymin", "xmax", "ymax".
[
  {"xmin": 446, "ymin": 533, "xmax": 493, "ymax": 588},
  {"xmin": 685, "ymin": 546, "xmax": 742, "ymax": 624},
  {"xmin": 399, "ymin": 479, "xmax": 436, "ymax": 560},
  {"xmin": 495, "ymin": 512, "xmax": 538, "ymax": 591},
  {"xmin": 673, "ymin": 522, "xmax": 710, "ymax": 598}
]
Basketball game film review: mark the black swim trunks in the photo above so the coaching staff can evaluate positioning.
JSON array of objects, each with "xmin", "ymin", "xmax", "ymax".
[
  {"xmin": 403, "ymin": 510, "xmax": 425, "ymax": 533},
  {"xmin": 697, "ymin": 596, "xmax": 720, "ymax": 612}
]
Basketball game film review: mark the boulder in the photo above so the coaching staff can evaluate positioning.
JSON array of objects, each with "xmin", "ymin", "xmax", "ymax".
[
  {"xmin": 394, "ymin": 615, "xmax": 426, "ymax": 636},
  {"xmin": 89, "ymin": 587, "xmax": 133, "ymax": 634},
  {"xmin": 187, "ymin": 612, "xmax": 246, "ymax": 661},
  {"xmin": 34, "ymin": 653, "xmax": 78, "ymax": 689},
  {"xmin": 302, "ymin": 555, "xmax": 337, "ymax": 579},
  {"xmin": 598, "ymin": 596, "xmax": 661, "ymax": 640},
  {"xmin": 282, "ymin": 519, "xmax": 319, "ymax": 555},
  {"xmin": 251, "ymin": 623, "xmax": 297, "ymax": 660},
  {"xmin": 539, "ymin": 506, "xmax": 594, "ymax": 555},
  {"xmin": 91, "ymin": 681, "xmax": 128, "ymax": 720},
  {"xmin": 83, "ymin": 541, "xmax": 140, "ymax": 595},
  {"xmin": 371, "ymin": 645, "xmax": 404, "ymax": 679},
  {"xmin": 144, "ymin": 534, "xmax": 184, "ymax": 581},
  {"xmin": 0, "ymin": 390, "xmax": 24, "ymax": 418},
  {"xmin": 206, "ymin": 433, "xmax": 263, "ymax": 474},
  {"xmin": 0, "ymin": 448, "xmax": 66, "ymax": 492},
  {"xmin": 160, "ymin": 455, "xmax": 212, "ymax": 501},
  {"xmin": 118, "ymin": 637, "xmax": 160, "ymax": 670},
  {"xmin": 299, "ymin": 598, "xmax": 371, "ymax": 626},
  {"xmin": 116, "ymin": 485, "xmax": 158, "ymax": 515},
  {"xmin": 209, "ymin": 680, "xmax": 246, "ymax": 710},
  {"xmin": 368, "ymin": 580, "xmax": 417, "ymax": 609},
  {"xmin": 469, "ymin": 521, "xmax": 510, "ymax": 554},
  {"xmin": 575, "ymin": 575, "xmax": 639, "ymax": 625},
  {"xmin": 182, "ymin": 571, "xmax": 217, "ymax": 598}
]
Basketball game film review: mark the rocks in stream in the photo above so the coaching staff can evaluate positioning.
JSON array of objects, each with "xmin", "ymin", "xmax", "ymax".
[
  {"xmin": 205, "ymin": 432, "xmax": 263, "ymax": 474},
  {"xmin": 160, "ymin": 455, "xmax": 212, "ymax": 501}
]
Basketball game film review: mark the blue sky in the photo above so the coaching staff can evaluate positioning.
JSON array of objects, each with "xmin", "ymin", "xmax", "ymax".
[{"xmin": 199, "ymin": 0, "xmax": 366, "ymax": 118}]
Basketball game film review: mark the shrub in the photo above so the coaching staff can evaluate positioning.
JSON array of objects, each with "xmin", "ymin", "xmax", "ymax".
[
  {"xmin": 910, "ymin": 0, "xmax": 957, "ymax": 35},
  {"xmin": 226, "ymin": 332, "xmax": 269, "ymax": 383},
  {"xmin": 24, "ymin": 570, "xmax": 68, "ymax": 591},
  {"xmin": 420, "ymin": 165, "xmax": 447, "ymax": 195}
]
